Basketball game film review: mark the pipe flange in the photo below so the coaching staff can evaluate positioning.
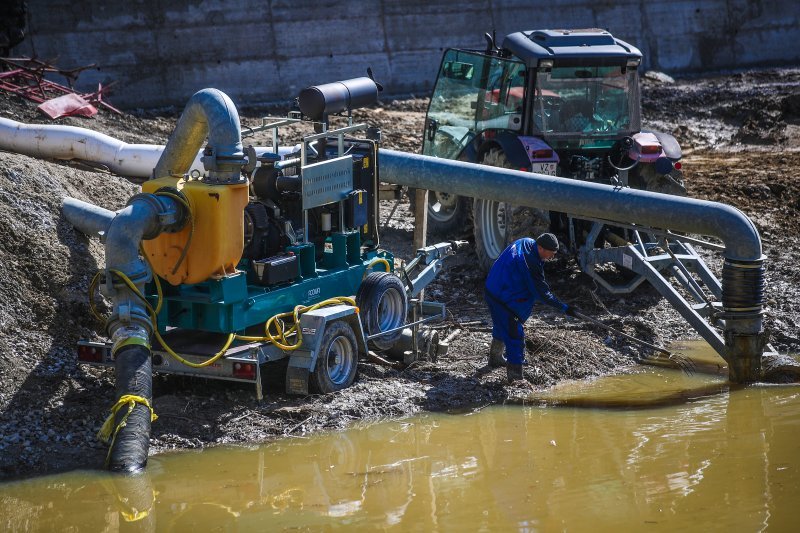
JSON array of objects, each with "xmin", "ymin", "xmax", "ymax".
[
  {"xmin": 153, "ymin": 186, "xmax": 190, "ymax": 234},
  {"xmin": 106, "ymin": 307, "xmax": 153, "ymax": 339},
  {"xmin": 127, "ymin": 191, "xmax": 186, "ymax": 237}
]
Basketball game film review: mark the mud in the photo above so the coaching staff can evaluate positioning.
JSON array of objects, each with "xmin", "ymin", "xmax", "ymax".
[{"xmin": 0, "ymin": 69, "xmax": 798, "ymax": 480}]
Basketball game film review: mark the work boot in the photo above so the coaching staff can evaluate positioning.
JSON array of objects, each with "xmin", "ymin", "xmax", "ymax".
[
  {"xmin": 507, "ymin": 363, "xmax": 524, "ymax": 382},
  {"xmin": 488, "ymin": 338, "xmax": 505, "ymax": 368}
]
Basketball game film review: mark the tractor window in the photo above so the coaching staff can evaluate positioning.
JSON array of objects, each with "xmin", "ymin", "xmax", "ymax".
[
  {"xmin": 423, "ymin": 49, "xmax": 524, "ymax": 159},
  {"xmin": 478, "ymin": 60, "xmax": 526, "ymax": 129},
  {"xmin": 532, "ymin": 65, "xmax": 641, "ymax": 136}
]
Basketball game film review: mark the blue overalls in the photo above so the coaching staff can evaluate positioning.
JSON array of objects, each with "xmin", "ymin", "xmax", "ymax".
[{"xmin": 484, "ymin": 238, "xmax": 567, "ymax": 365}]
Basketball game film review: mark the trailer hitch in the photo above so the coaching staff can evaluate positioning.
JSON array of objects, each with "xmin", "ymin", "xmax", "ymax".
[{"xmin": 400, "ymin": 240, "xmax": 469, "ymax": 298}]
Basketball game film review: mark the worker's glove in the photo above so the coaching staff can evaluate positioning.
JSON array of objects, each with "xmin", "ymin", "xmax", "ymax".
[{"xmin": 564, "ymin": 306, "xmax": 578, "ymax": 317}]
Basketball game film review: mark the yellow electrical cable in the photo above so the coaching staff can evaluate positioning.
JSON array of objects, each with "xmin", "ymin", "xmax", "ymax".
[
  {"xmin": 366, "ymin": 257, "xmax": 391, "ymax": 274},
  {"xmin": 88, "ymin": 270, "xmax": 105, "ymax": 323},
  {"xmin": 236, "ymin": 296, "xmax": 358, "ymax": 350}
]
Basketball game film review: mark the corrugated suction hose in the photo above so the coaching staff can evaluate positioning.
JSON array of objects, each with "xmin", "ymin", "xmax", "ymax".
[{"xmin": 105, "ymin": 345, "xmax": 154, "ymax": 473}]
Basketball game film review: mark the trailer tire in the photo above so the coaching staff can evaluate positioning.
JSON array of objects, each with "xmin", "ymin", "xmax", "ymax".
[
  {"xmin": 311, "ymin": 320, "xmax": 359, "ymax": 394},
  {"xmin": 356, "ymin": 272, "xmax": 408, "ymax": 350}
]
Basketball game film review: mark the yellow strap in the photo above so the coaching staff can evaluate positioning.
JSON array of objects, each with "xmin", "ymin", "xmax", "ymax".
[
  {"xmin": 112, "ymin": 336, "xmax": 151, "ymax": 355},
  {"xmin": 97, "ymin": 394, "xmax": 158, "ymax": 444},
  {"xmin": 121, "ymin": 508, "xmax": 151, "ymax": 522}
]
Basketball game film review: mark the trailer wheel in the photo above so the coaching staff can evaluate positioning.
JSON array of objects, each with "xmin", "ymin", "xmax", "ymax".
[
  {"xmin": 311, "ymin": 320, "xmax": 358, "ymax": 393},
  {"xmin": 356, "ymin": 272, "xmax": 407, "ymax": 350}
]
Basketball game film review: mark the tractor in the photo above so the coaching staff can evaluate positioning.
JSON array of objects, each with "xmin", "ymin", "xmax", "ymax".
[{"xmin": 418, "ymin": 28, "xmax": 686, "ymax": 271}]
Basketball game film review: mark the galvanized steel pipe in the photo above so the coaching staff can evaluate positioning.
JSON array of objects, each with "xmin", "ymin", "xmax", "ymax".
[
  {"xmin": 380, "ymin": 150, "xmax": 761, "ymax": 261},
  {"xmin": 380, "ymin": 150, "xmax": 766, "ymax": 381},
  {"xmin": 154, "ymin": 88, "xmax": 244, "ymax": 182}
]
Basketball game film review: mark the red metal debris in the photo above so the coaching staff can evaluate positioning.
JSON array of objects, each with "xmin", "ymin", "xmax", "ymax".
[
  {"xmin": 37, "ymin": 93, "xmax": 97, "ymax": 119},
  {"xmin": 0, "ymin": 57, "xmax": 121, "ymax": 116}
]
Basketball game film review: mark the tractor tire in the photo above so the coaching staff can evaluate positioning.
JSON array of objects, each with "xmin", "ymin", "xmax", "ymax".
[
  {"xmin": 311, "ymin": 320, "xmax": 359, "ymax": 394},
  {"xmin": 356, "ymin": 272, "xmax": 408, "ymax": 350},
  {"xmin": 637, "ymin": 164, "xmax": 687, "ymax": 196},
  {"xmin": 408, "ymin": 188, "xmax": 472, "ymax": 236},
  {"xmin": 473, "ymin": 148, "xmax": 551, "ymax": 272}
]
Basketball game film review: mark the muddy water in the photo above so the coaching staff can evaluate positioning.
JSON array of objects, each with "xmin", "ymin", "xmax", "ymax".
[{"xmin": 1, "ymin": 346, "xmax": 799, "ymax": 531}]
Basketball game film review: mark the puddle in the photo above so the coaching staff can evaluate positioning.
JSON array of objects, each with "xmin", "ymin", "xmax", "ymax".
[{"xmin": 2, "ymin": 343, "xmax": 799, "ymax": 530}]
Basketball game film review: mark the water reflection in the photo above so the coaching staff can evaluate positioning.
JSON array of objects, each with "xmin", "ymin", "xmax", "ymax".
[{"xmin": 1, "ymin": 375, "xmax": 799, "ymax": 530}]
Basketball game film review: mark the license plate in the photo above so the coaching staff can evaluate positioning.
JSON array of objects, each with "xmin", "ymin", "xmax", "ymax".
[{"xmin": 531, "ymin": 162, "xmax": 557, "ymax": 175}]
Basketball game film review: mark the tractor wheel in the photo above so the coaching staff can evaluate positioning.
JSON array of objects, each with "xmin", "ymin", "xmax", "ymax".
[
  {"xmin": 356, "ymin": 272, "xmax": 408, "ymax": 350},
  {"xmin": 311, "ymin": 320, "xmax": 359, "ymax": 394},
  {"xmin": 473, "ymin": 148, "xmax": 551, "ymax": 272},
  {"xmin": 637, "ymin": 164, "xmax": 687, "ymax": 196},
  {"xmin": 408, "ymin": 188, "xmax": 472, "ymax": 236}
]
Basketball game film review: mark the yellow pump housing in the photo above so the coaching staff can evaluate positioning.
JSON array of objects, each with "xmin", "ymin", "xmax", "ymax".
[{"xmin": 141, "ymin": 176, "xmax": 249, "ymax": 285}]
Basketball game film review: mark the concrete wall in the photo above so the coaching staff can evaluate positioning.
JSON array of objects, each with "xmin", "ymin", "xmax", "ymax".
[{"xmin": 12, "ymin": 0, "xmax": 800, "ymax": 109}]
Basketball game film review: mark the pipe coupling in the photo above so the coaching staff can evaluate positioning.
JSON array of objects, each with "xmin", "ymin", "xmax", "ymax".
[
  {"xmin": 126, "ymin": 191, "xmax": 187, "ymax": 238},
  {"xmin": 106, "ymin": 306, "xmax": 153, "ymax": 339},
  {"xmin": 722, "ymin": 258, "xmax": 765, "ymax": 316},
  {"xmin": 110, "ymin": 324, "xmax": 152, "ymax": 356},
  {"xmin": 200, "ymin": 145, "xmax": 248, "ymax": 184}
]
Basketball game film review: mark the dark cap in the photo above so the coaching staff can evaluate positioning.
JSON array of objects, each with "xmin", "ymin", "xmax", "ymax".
[{"xmin": 536, "ymin": 233, "xmax": 559, "ymax": 252}]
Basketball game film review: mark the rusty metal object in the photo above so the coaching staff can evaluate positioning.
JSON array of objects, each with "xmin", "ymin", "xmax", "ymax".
[{"xmin": 0, "ymin": 57, "xmax": 121, "ymax": 114}]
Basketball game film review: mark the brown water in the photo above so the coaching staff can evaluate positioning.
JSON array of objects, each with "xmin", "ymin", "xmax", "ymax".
[{"xmin": 2, "ymin": 345, "xmax": 799, "ymax": 531}]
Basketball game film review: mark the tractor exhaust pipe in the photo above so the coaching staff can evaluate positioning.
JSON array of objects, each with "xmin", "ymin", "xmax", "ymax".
[{"xmin": 379, "ymin": 150, "xmax": 766, "ymax": 382}]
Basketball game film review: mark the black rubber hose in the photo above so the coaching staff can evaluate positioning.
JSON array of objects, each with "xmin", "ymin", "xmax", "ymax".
[
  {"xmin": 112, "ymin": 472, "xmax": 157, "ymax": 531},
  {"xmin": 722, "ymin": 259, "xmax": 765, "ymax": 312},
  {"xmin": 108, "ymin": 344, "xmax": 153, "ymax": 473}
]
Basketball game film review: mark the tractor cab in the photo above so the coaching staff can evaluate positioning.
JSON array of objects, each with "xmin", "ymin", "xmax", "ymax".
[{"xmin": 423, "ymin": 29, "xmax": 643, "ymax": 159}]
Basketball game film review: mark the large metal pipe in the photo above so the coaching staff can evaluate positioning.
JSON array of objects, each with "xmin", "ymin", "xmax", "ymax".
[
  {"xmin": 380, "ymin": 150, "xmax": 761, "ymax": 261},
  {"xmin": 379, "ymin": 150, "xmax": 766, "ymax": 381},
  {"xmin": 154, "ymin": 88, "xmax": 244, "ymax": 182}
]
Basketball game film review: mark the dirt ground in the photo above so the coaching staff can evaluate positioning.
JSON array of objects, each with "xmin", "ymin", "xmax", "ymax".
[{"xmin": 0, "ymin": 69, "xmax": 798, "ymax": 480}]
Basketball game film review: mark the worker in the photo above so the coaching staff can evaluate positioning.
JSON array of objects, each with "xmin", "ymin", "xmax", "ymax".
[{"xmin": 484, "ymin": 233, "xmax": 576, "ymax": 382}]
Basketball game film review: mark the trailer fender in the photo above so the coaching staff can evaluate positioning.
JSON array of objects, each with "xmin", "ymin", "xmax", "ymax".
[
  {"xmin": 285, "ymin": 305, "xmax": 365, "ymax": 395},
  {"xmin": 645, "ymin": 130, "xmax": 682, "ymax": 161}
]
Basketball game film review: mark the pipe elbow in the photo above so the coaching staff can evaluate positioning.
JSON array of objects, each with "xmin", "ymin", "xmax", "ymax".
[
  {"xmin": 154, "ymin": 88, "xmax": 243, "ymax": 181},
  {"xmin": 104, "ymin": 204, "xmax": 155, "ymax": 283},
  {"xmin": 713, "ymin": 203, "xmax": 763, "ymax": 262}
]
